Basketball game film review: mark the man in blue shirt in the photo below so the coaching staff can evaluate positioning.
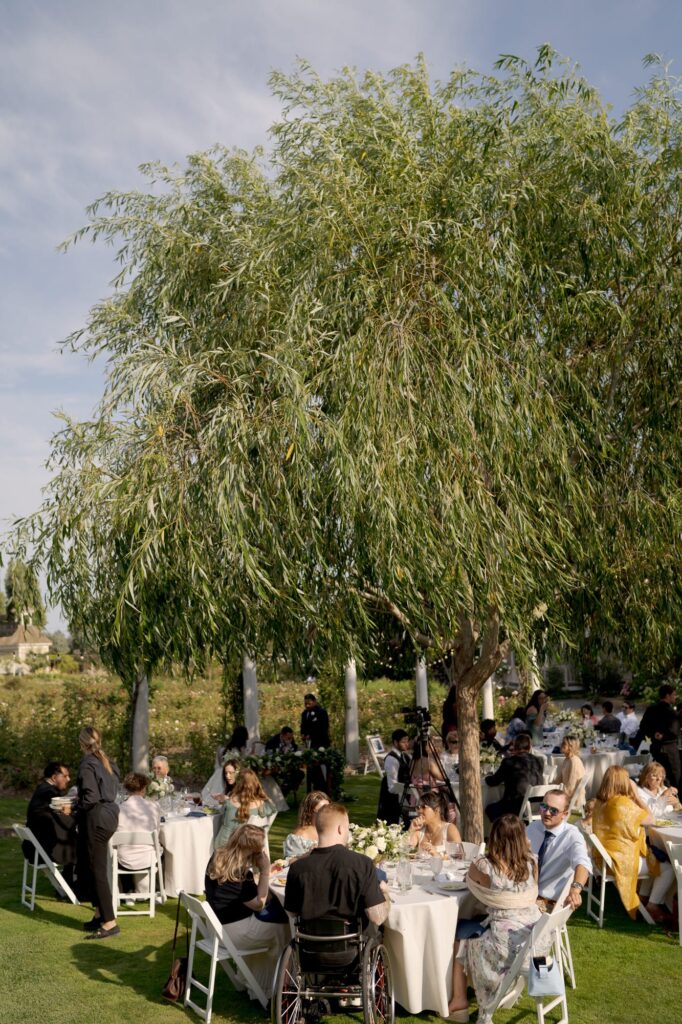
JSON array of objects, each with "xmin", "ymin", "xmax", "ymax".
[{"xmin": 527, "ymin": 789, "xmax": 591, "ymax": 910}]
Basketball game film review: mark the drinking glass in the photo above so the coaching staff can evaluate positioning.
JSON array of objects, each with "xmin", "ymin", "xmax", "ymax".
[
  {"xmin": 446, "ymin": 842, "xmax": 465, "ymax": 860},
  {"xmin": 429, "ymin": 855, "xmax": 443, "ymax": 878},
  {"xmin": 396, "ymin": 858, "xmax": 412, "ymax": 892}
]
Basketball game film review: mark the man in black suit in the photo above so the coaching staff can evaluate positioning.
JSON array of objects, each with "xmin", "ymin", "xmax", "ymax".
[
  {"xmin": 633, "ymin": 683, "xmax": 680, "ymax": 789},
  {"xmin": 264, "ymin": 727, "xmax": 303, "ymax": 796},
  {"xmin": 484, "ymin": 733, "xmax": 544, "ymax": 822},
  {"xmin": 23, "ymin": 761, "xmax": 78, "ymax": 884},
  {"xmin": 300, "ymin": 693, "xmax": 331, "ymax": 793}
]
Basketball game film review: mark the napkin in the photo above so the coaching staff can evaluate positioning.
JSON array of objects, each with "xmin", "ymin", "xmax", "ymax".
[{"xmin": 435, "ymin": 869, "xmax": 468, "ymax": 885}]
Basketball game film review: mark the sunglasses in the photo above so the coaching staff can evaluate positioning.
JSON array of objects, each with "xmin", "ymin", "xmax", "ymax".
[{"xmin": 539, "ymin": 803, "xmax": 563, "ymax": 816}]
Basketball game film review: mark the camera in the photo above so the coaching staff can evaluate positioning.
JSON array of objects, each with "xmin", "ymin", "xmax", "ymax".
[{"xmin": 401, "ymin": 705, "xmax": 432, "ymax": 738}]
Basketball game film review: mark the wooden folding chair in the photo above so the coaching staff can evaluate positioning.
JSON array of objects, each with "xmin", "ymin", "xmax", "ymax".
[
  {"xmin": 181, "ymin": 892, "xmax": 270, "ymax": 1023},
  {"xmin": 12, "ymin": 824, "xmax": 79, "ymax": 910}
]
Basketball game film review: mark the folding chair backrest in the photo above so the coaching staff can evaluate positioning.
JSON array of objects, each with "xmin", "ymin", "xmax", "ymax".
[
  {"xmin": 519, "ymin": 784, "xmax": 555, "ymax": 824},
  {"xmin": 13, "ymin": 823, "xmax": 79, "ymax": 908},
  {"xmin": 462, "ymin": 841, "xmax": 485, "ymax": 859},
  {"xmin": 587, "ymin": 831, "xmax": 614, "ymax": 872},
  {"xmin": 109, "ymin": 828, "xmax": 165, "ymax": 915},
  {"xmin": 493, "ymin": 910, "xmax": 556, "ymax": 1013}
]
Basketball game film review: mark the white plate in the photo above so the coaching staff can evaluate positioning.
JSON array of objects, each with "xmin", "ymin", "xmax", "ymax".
[{"xmin": 437, "ymin": 879, "xmax": 468, "ymax": 891}]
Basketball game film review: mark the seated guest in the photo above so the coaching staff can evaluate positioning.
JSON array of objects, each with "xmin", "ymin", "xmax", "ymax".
[
  {"xmin": 408, "ymin": 790, "xmax": 461, "ymax": 852},
  {"xmin": 505, "ymin": 707, "xmax": 527, "ymax": 743},
  {"xmin": 151, "ymin": 755, "xmax": 171, "ymax": 779},
  {"xmin": 595, "ymin": 700, "xmax": 621, "ymax": 735},
  {"xmin": 284, "ymin": 802, "xmax": 389, "ymax": 928},
  {"xmin": 635, "ymin": 761, "xmax": 681, "ymax": 814},
  {"xmin": 552, "ymin": 735, "xmax": 586, "ymax": 804},
  {"xmin": 580, "ymin": 703, "xmax": 598, "ymax": 726},
  {"xmin": 411, "ymin": 737, "xmax": 446, "ymax": 790},
  {"xmin": 376, "ymin": 729, "xmax": 411, "ymax": 824},
  {"xmin": 526, "ymin": 789, "xmax": 591, "ymax": 911},
  {"xmin": 480, "ymin": 719, "xmax": 504, "ymax": 753},
  {"xmin": 202, "ymin": 757, "xmax": 240, "ymax": 810},
  {"xmin": 283, "ymin": 790, "xmax": 329, "ymax": 859},
  {"xmin": 484, "ymin": 733, "xmax": 544, "ymax": 822},
  {"xmin": 617, "ymin": 700, "xmax": 640, "ymax": 750},
  {"xmin": 205, "ymin": 825, "xmax": 289, "ymax": 995},
  {"xmin": 592, "ymin": 765, "xmax": 674, "ymax": 923},
  {"xmin": 213, "ymin": 769, "xmax": 276, "ymax": 851},
  {"xmin": 115, "ymin": 772, "xmax": 161, "ymax": 892},
  {"xmin": 217, "ymin": 725, "xmax": 250, "ymax": 764},
  {"xmin": 23, "ymin": 761, "xmax": 77, "ymax": 885},
  {"xmin": 449, "ymin": 815, "xmax": 546, "ymax": 1022},
  {"xmin": 264, "ymin": 726, "xmax": 304, "ymax": 797}
]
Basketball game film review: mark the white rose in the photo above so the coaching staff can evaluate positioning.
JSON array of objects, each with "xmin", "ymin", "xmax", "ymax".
[
  {"xmin": 365, "ymin": 845, "xmax": 379, "ymax": 861},
  {"xmin": 376, "ymin": 837, "xmax": 387, "ymax": 852}
]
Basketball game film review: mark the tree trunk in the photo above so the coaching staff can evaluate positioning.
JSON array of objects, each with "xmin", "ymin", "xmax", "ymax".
[
  {"xmin": 456, "ymin": 678, "xmax": 483, "ymax": 842},
  {"xmin": 415, "ymin": 657, "xmax": 429, "ymax": 708},
  {"xmin": 344, "ymin": 658, "xmax": 360, "ymax": 766},
  {"xmin": 131, "ymin": 666, "xmax": 150, "ymax": 773},
  {"xmin": 242, "ymin": 652, "xmax": 260, "ymax": 746}
]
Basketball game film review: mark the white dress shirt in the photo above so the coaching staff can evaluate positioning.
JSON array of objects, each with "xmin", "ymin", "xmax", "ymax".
[
  {"xmin": 384, "ymin": 748, "xmax": 409, "ymax": 795},
  {"xmin": 527, "ymin": 818, "xmax": 592, "ymax": 901},
  {"xmin": 116, "ymin": 795, "xmax": 161, "ymax": 869},
  {"xmin": 617, "ymin": 711, "xmax": 640, "ymax": 739}
]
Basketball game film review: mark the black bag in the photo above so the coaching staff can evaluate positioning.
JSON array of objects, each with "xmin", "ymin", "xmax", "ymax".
[{"xmin": 162, "ymin": 895, "xmax": 189, "ymax": 1002}]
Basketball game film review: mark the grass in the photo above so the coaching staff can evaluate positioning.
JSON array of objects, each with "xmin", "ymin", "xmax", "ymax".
[{"xmin": 1, "ymin": 775, "xmax": 680, "ymax": 1024}]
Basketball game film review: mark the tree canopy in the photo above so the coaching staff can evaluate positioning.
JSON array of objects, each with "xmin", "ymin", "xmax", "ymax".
[
  {"xmin": 13, "ymin": 47, "xmax": 682, "ymax": 836},
  {"xmin": 4, "ymin": 559, "xmax": 46, "ymax": 628}
]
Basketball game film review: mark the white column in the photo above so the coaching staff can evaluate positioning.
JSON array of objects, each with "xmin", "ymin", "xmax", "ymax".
[
  {"xmin": 415, "ymin": 657, "xmax": 429, "ymax": 708},
  {"xmin": 242, "ymin": 653, "xmax": 260, "ymax": 745},
  {"xmin": 344, "ymin": 658, "xmax": 360, "ymax": 766},
  {"xmin": 482, "ymin": 675, "xmax": 495, "ymax": 721}
]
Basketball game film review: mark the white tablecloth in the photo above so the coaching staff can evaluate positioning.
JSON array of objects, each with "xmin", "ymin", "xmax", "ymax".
[
  {"xmin": 384, "ymin": 866, "xmax": 478, "ymax": 1016},
  {"xmin": 648, "ymin": 816, "xmax": 682, "ymax": 849},
  {"xmin": 159, "ymin": 813, "xmax": 221, "ymax": 897},
  {"xmin": 538, "ymin": 745, "xmax": 629, "ymax": 798}
]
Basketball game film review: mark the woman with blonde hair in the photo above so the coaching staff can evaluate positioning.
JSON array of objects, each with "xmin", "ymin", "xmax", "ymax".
[
  {"xmin": 593, "ymin": 765, "xmax": 674, "ymax": 923},
  {"xmin": 448, "ymin": 815, "xmax": 544, "ymax": 1023},
  {"xmin": 213, "ymin": 768, "xmax": 276, "ymax": 850},
  {"xmin": 553, "ymin": 734, "xmax": 586, "ymax": 803},
  {"xmin": 205, "ymin": 825, "xmax": 288, "ymax": 994},
  {"xmin": 76, "ymin": 725, "xmax": 120, "ymax": 939},
  {"xmin": 282, "ymin": 790, "xmax": 329, "ymax": 859},
  {"xmin": 636, "ymin": 761, "xmax": 681, "ymax": 814}
]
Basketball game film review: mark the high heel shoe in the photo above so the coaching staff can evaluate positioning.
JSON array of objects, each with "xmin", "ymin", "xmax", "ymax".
[{"xmin": 447, "ymin": 1008, "xmax": 469, "ymax": 1022}]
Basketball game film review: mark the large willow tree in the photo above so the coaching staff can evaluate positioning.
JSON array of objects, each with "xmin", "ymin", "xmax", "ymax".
[{"xmin": 16, "ymin": 49, "xmax": 682, "ymax": 839}]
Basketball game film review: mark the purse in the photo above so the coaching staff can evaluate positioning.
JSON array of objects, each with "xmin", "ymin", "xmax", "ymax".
[
  {"xmin": 161, "ymin": 895, "xmax": 189, "ymax": 1002},
  {"xmin": 527, "ymin": 952, "xmax": 565, "ymax": 998}
]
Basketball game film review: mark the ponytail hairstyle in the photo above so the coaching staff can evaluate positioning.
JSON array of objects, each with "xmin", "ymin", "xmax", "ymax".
[{"xmin": 79, "ymin": 725, "xmax": 113, "ymax": 775}]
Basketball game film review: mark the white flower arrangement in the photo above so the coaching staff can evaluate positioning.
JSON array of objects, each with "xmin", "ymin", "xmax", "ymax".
[
  {"xmin": 147, "ymin": 775, "xmax": 175, "ymax": 799},
  {"xmin": 348, "ymin": 820, "xmax": 404, "ymax": 862},
  {"xmin": 479, "ymin": 747, "xmax": 502, "ymax": 768},
  {"xmin": 553, "ymin": 707, "xmax": 581, "ymax": 726}
]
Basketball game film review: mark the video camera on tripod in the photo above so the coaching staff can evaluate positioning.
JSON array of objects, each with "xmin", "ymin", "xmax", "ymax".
[{"xmin": 401, "ymin": 705, "xmax": 431, "ymax": 741}]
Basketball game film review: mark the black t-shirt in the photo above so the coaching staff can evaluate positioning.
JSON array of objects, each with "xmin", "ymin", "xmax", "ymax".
[
  {"xmin": 205, "ymin": 870, "xmax": 258, "ymax": 924},
  {"xmin": 284, "ymin": 844, "xmax": 384, "ymax": 925}
]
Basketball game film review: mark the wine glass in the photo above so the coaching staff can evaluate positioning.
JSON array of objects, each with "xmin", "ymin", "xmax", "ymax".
[{"xmin": 446, "ymin": 842, "xmax": 465, "ymax": 860}]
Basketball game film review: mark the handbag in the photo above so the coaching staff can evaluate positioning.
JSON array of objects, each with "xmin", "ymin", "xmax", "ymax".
[
  {"xmin": 161, "ymin": 895, "xmax": 188, "ymax": 1002},
  {"xmin": 527, "ymin": 951, "xmax": 565, "ymax": 998}
]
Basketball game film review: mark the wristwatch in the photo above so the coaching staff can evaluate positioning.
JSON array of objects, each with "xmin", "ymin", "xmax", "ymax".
[{"xmin": 570, "ymin": 882, "xmax": 584, "ymax": 891}]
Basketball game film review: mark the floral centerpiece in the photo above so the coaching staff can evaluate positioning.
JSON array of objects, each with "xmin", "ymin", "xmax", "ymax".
[
  {"xmin": 147, "ymin": 774, "xmax": 174, "ymax": 799},
  {"xmin": 479, "ymin": 747, "xmax": 502, "ymax": 769},
  {"xmin": 553, "ymin": 707, "xmax": 581, "ymax": 727},
  {"xmin": 239, "ymin": 747, "xmax": 347, "ymax": 800},
  {"xmin": 348, "ymin": 820, "xmax": 404, "ymax": 863}
]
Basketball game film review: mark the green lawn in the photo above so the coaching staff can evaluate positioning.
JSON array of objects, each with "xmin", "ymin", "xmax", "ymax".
[{"xmin": 1, "ymin": 776, "xmax": 679, "ymax": 1024}]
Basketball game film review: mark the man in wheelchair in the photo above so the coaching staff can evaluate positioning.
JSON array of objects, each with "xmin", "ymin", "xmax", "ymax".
[{"xmin": 274, "ymin": 802, "xmax": 394, "ymax": 1023}]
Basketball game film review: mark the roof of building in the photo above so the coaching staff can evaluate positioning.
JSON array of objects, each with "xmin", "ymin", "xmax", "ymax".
[{"xmin": 0, "ymin": 622, "xmax": 52, "ymax": 648}]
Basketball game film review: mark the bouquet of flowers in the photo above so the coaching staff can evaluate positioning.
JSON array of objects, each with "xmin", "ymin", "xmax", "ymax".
[
  {"xmin": 553, "ymin": 707, "xmax": 581, "ymax": 726},
  {"xmin": 147, "ymin": 775, "xmax": 174, "ymax": 799},
  {"xmin": 479, "ymin": 747, "xmax": 502, "ymax": 769},
  {"xmin": 572, "ymin": 724, "xmax": 596, "ymax": 748},
  {"xmin": 348, "ymin": 820, "xmax": 404, "ymax": 863}
]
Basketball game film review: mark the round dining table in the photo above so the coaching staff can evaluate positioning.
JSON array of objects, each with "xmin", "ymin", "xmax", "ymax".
[{"xmin": 158, "ymin": 811, "xmax": 222, "ymax": 897}]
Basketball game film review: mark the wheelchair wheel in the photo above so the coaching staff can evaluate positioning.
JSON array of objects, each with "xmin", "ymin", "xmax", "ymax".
[
  {"xmin": 272, "ymin": 942, "xmax": 306, "ymax": 1024},
  {"xmin": 362, "ymin": 941, "xmax": 394, "ymax": 1024}
]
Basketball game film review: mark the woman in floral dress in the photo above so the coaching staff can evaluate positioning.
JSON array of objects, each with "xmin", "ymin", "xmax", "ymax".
[{"xmin": 448, "ymin": 815, "xmax": 542, "ymax": 1023}]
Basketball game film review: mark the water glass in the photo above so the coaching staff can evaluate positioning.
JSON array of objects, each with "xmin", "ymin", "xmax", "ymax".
[
  {"xmin": 429, "ymin": 855, "xmax": 443, "ymax": 877},
  {"xmin": 396, "ymin": 857, "xmax": 413, "ymax": 892}
]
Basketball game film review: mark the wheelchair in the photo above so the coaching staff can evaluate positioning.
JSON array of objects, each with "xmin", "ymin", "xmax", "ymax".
[{"xmin": 271, "ymin": 916, "xmax": 394, "ymax": 1024}]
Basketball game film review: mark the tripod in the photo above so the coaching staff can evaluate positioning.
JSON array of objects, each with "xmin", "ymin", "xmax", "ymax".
[{"xmin": 398, "ymin": 725, "xmax": 459, "ymax": 824}]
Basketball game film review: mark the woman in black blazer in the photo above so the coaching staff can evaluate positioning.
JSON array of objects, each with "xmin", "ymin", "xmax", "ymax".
[{"xmin": 76, "ymin": 725, "xmax": 120, "ymax": 939}]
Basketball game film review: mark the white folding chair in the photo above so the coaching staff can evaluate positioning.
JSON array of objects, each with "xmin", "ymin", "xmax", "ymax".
[
  {"xmin": 181, "ymin": 892, "xmax": 270, "ymax": 1023},
  {"xmin": 566, "ymin": 778, "xmax": 587, "ymax": 817},
  {"xmin": 12, "ymin": 824, "xmax": 79, "ymax": 911},
  {"xmin": 109, "ymin": 829, "xmax": 166, "ymax": 917},
  {"xmin": 623, "ymin": 754, "xmax": 650, "ymax": 769},
  {"xmin": 490, "ymin": 907, "xmax": 570, "ymax": 1024},
  {"xmin": 519, "ymin": 785, "xmax": 555, "ymax": 825},
  {"xmin": 364, "ymin": 735, "xmax": 387, "ymax": 775},
  {"xmin": 461, "ymin": 841, "xmax": 485, "ymax": 859},
  {"xmin": 249, "ymin": 811, "xmax": 277, "ymax": 859},
  {"xmin": 585, "ymin": 831, "xmax": 653, "ymax": 927},
  {"xmin": 663, "ymin": 841, "xmax": 682, "ymax": 946},
  {"xmin": 551, "ymin": 878, "xmax": 576, "ymax": 989}
]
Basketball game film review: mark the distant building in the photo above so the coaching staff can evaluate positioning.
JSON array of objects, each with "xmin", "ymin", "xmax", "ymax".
[{"xmin": 0, "ymin": 622, "xmax": 52, "ymax": 662}]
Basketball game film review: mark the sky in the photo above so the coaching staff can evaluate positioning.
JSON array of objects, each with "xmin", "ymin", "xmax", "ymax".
[{"xmin": 1, "ymin": 0, "xmax": 680, "ymax": 629}]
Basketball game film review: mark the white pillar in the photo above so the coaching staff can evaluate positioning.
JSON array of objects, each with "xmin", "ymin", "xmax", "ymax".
[
  {"xmin": 416, "ymin": 657, "xmax": 429, "ymax": 709},
  {"xmin": 344, "ymin": 659, "xmax": 360, "ymax": 766},
  {"xmin": 482, "ymin": 675, "xmax": 495, "ymax": 721},
  {"xmin": 242, "ymin": 653, "xmax": 260, "ymax": 745}
]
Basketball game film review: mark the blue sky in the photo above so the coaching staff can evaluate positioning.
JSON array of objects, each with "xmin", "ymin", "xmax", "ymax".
[{"xmin": 1, "ymin": 0, "xmax": 679, "ymax": 628}]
